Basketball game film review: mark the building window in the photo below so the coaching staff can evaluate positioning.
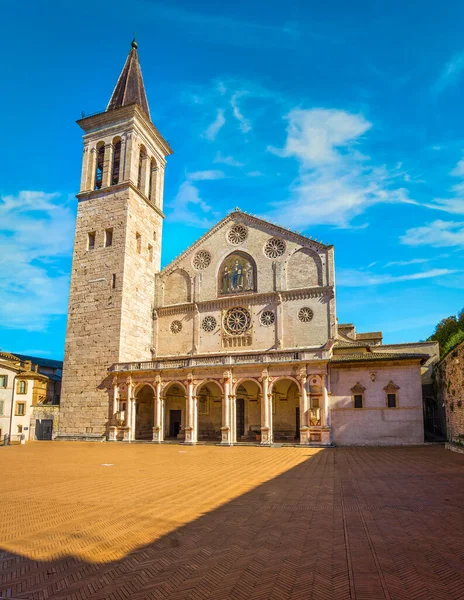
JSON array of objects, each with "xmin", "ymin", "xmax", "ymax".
[
  {"xmin": 17, "ymin": 380, "xmax": 27, "ymax": 394},
  {"xmin": 105, "ymin": 228, "xmax": 113, "ymax": 247},
  {"xmin": 384, "ymin": 381, "xmax": 400, "ymax": 408},
  {"xmin": 136, "ymin": 232, "xmax": 141, "ymax": 254},
  {"xmin": 354, "ymin": 395, "xmax": 363, "ymax": 409},
  {"xmin": 387, "ymin": 394, "xmax": 397, "ymax": 408},
  {"xmin": 16, "ymin": 402, "xmax": 26, "ymax": 416},
  {"xmin": 148, "ymin": 244, "xmax": 153, "ymax": 262},
  {"xmin": 149, "ymin": 159, "xmax": 157, "ymax": 203},
  {"xmin": 88, "ymin": 232, "xmax": 96, "ymax": 251},
  {"xmin": 17, "ymin": 424, "xmax": 23, "ymax": 433},
  {"xmin": 351, "ymin": 382, "xmax": 366, "ymax": 409},
  {"xmin": 0, "ymin": 375, "xmax": 7, "ymax": 388},
  {"xmin": 111, "ymin": 139, "xmax": 122, "ymax": 185},
  {"xmin": 94, "ymin": 143, "xmax": 105, "ymax": 190},
  {"xmin": 153, "ymin": 231, "xmax": 157, "ymax": 241},
  {"xmin": 112, "ymin": 274, "xmax": 117, "ymax": 289},
  {"xmin": 0, "ymin": 400, "xmax": 4, "ymax": 416}
]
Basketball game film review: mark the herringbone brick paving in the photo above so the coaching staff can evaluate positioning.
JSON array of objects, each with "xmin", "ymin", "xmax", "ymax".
[{"xmin": 0, "ymin": 444, "xmax": 463, "ymax": 599}]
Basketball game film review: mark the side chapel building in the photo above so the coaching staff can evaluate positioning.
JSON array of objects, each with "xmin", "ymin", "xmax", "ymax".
[{"xmin": 59, "ymin": 41, "xmax": 438, "ymax": 446}]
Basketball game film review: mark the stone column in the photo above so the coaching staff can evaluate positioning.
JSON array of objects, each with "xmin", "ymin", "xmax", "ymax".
[
  {"xmin": 149, "ymin": 164, "xmax": 158, "ymax": 203},
  {"xmin": 221, "ymin": 372, "xmax": 232, "ymax": 445},
  {"xmin": 157, "ymin": 165, "xmax": 165, "ymax": 210},
  {"xmin": 192, "ymin": 304, "xmax": 199, "ymax": 354},
  {"xmin": 260, "ymin": 371, "xmax": 271, "ymax": 445},
  {"xmin": 184, "ymin": 374, "xmax": 196, "ymax": 444},
  {"xmin": 80, "ymin": 144, "xmax": 90, "ymax": 192},
  {"xmin": 298, "ymin": 370, "xmax": 310, "ymax": 444},
  {"xmin": 153, "ymin": 376, "xmax": 163, "ymax": 442},
  {"xmin": 102, "ymin": 143, "xmax": 113, "ymax": 188},
  {"xmin": 321, "ymin": 374, "xmax": 331, "ymax": 446},
  {"xmin": 108, "ymin": 377, "xmax": 119, "ymax": 441},
  {"xmin": 86, "ymin": 148, "xmax": 96, "ymax": 191},
  {"xmin": 124, "ymin": 377, "xmax": 133, "ymax": 442}
]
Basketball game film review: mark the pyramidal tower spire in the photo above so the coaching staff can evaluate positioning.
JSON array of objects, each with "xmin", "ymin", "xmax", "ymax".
[{"xmin": 107, "ymin": 37, "xmax": 150, "ymax": 118}]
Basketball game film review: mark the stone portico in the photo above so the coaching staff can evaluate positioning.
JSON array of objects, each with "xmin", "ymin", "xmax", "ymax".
[{"xmin": 108, "ymin": 350, "xmax": 331, "ymax": 446}]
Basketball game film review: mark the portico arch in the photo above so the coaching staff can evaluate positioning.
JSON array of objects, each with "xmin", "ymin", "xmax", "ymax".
[
  {"xmin": 163, "ymin": 382, "xmax": 186, "ymax": 440},
  {"xmin": 272, "ymin": 378, "xmax": 300, "ymax": 441},
  {"xmin": 196, "ymin": 381, "xmax": 223, "ymax": 441},
  {"xmin": 134, "ymin": 384, "xmax": 154, "ymax": 440}
]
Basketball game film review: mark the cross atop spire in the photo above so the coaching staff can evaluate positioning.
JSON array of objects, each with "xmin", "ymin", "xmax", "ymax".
[{"xmin": 107, "ymin": 38, "xmax": 150, "ymax": 118}]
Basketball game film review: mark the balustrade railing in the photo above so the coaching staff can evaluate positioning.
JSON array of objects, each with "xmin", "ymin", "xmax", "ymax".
[{"xmin": 109, "ymin": 350, "xmax": 307, "ymax": 372}]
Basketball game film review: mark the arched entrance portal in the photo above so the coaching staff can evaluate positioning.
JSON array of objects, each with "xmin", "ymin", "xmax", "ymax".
[
  {"xmin": 164, "ymin": 384, "xmax": 186, "ymax": 440},
  {"xmin": 197, "ymin": 381, "xmax": 222, "ymax": 441},
  {"xmin": 272, "ymin": 379, "xmax": 300, "ymax": 442},
  {"xmin": 235, "ymin": 380, "xmax": 261, "ymax": 442},
  {"xmin": 135, "ymin": 385, "xmax": 154, "ymax": 440}
]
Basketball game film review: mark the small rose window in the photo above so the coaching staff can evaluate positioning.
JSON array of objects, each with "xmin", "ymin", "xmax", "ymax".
[
  {"xmin": 192, "ymin": 250, "xmax": 211, "ymax": 270},
  {"xmin": 227, "ymin": 224, "xmax": 248, "ymax": 245},
  {"xmin": 170, "ymin": 320, "xmax": 182, "ymax": 334},
  {"xmin": 298, "ymin": 307, "xmax": 313, "ymax": 323},
  {"xmin": 264, "ymin": 238, "xmax": 286, "ymax": 259},
  {"xmin": 260, "ymin": 310, "xmax": 275, "ymax": 326}
]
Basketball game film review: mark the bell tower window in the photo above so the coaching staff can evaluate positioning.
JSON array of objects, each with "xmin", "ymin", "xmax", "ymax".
[
  {"xmin": 111, "ymin": 139, "xmax": 122, "ymax": 185},
  {"xmin": 94, "ymin": 143, "xmax": 105, "ymax": 190}
]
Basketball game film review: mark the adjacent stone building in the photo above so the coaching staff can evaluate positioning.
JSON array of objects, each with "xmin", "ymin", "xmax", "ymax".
[
  {"xmin": 435, "ymin": 340, "xmax": 464, "ymax": 443},
  {"xmin": 59, "ymin": 40, "xmax": 438, "ymax": 446},
  {"xmin": 0, "ymin": 352, "xmax": 62, "ymax": 442}
]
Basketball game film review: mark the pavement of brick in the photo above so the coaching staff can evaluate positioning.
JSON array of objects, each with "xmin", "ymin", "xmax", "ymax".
[{"xmin": 0, "ymin": 443, "xmax": 463, "ymax": 600}]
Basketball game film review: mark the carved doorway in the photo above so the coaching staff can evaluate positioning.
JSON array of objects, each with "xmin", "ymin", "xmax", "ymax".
[{"xmin": 169, "ymin": 410, "xmax": 181, "ymax": 438}]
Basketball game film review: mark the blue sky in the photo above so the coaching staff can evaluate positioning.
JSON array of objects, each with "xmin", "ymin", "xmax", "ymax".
[{"xmin": 1, "ymin": 0, "xmax": 463, "ymax": 359}]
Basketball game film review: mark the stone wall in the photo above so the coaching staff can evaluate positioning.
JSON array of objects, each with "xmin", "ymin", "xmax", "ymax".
[
  {"xmin": 435, "ymin": 340, "xmax": 464, "ymax": 442},
  {"xmin": 330, "ymin": 361, "xmax": 424, "ymax": 445}
]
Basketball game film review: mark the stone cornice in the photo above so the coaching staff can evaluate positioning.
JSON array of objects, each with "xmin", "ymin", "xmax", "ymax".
[
  {"xmin": 157, "ymin": 287, "xmax": 333, "ymax": 315},
  {"xmin": 76, "ymin": 181, "xmax": 165, "ymax": 219},
  {"xmin": 160, "ymin": 210, "xmax": 332, "ymax": 276},
  {"xmin": 77, "ymin": 104, "xmax": 173, "ymax": 156}
]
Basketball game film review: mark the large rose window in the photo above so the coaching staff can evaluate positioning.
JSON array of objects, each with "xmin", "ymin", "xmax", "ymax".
[{"xmin": 223, "ymin": 307, "xmax": 251, "ymax": 335}]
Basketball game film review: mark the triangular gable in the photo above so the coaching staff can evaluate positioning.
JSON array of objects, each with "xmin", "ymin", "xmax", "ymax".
[{"xmin": 161, "ymin": 208, "xmax": 332, "ymax": 275}]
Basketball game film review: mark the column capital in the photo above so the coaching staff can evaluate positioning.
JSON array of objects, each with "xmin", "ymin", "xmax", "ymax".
[
  {"xmin": 112, "ymin": 376, "xmax": 119, "ymax": 386},
  {"xmin": 126, "ymin": 376, "xmax": 132, "ymax": 386}
]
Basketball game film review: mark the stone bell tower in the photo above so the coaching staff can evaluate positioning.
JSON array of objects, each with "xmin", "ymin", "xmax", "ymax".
[{"xmin": 59, "ymin": 39, "xmax": 172, "ymax": 439}]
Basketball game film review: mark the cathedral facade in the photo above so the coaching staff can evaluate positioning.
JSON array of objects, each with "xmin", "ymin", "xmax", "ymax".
[{"xmin": 59, "ymin": 41, "xmax": 436, "ymax": 446}]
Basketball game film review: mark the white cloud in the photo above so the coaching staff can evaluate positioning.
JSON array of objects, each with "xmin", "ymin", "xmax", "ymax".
[
  {"xmin": 247, "ymin": 171, "xmax": 264, "ymax": 177},
  {"xmin": 214, "ymin": 152, "xmax": 244, "ymax": 167},
  {"xmin": 167, "ymin": 181, "xmax": 215, "ymax": 228},
  {"xmin": 265, "ymin": 108, "xmax": 417, "ymax": 228},
  {"xmin": 203, "ymin": 109, "xmax": 226, "ymax": 141},
  {"xmin": 401, "ymin": 220, "xmax": 464, "ymax": 248},
  {"xmin": 188, "ymin": 170, "xmax": 225, "ymax": 181},
  {"xmin": 231, "ymin": 92, "xmax": 252, "ymax": 133},
  {"xmin": 451, "ymin": 157, "xmax": 464, "ymax": 177},
  {"xmin": 338, "ymin": 268, "xmax": 457, "ymax": 287},
  {"xmin": 270, "ymin": 108, "xmax": 372, "ymax": 165},
  {"xmin": 433, "ymin": 51, "xmax": 464, "ymax": 94},
  {"xmin": 0, "ymin": 191, "xmax": 74, "ymax": 332}
]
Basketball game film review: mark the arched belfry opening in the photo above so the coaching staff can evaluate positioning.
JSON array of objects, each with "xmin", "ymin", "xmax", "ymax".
[
  {"xmin": 94, "ymin": 142, "xmax": 105, "ymax": 190},
  {"xmin": 218, "ymin": 251, "xmax": 257, "ymax": 296},
  {"xmin": 111, "ymin": 137, "xmax": 122, "ymax": 185}
]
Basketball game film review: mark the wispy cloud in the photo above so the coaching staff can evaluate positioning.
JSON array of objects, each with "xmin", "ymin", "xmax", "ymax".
[
  {"xmin": 188, "ymin": 170, "xmax": 225, "ymax": 181},
  {"xmin": 384, "ymin": 258, "xmax": 430, "ymax": 267},
  {"xmin": 401, "ymin": 220, "xmax": 464, "ymax": 247},
  {"xmin": 338, "ymin": 267, "xmax": 457, "ymax": 287},
  {"xmin": 266, "ymin": 108, "xmax": 415, "ymax": 227},
  {"xmin": 433, "ymin": 51, "xmax": 464, "ymax": 94},
  {"xmin": 214, "ymin": 152, "xmax": 244, "ymax": 167},
  {"xmin": 231, "ymin": 92, "xmax": 252, "ymax": 133},
  {"xmin": 202, "ymin": 109, "xmax": 226, "ymax": 141},
  {"xmin": 0, "ymin": 191, "xmax": 74, "ymax": 331},
  {"xmin": 137, "ymin": 2, "xmax": 300, "ymax": 49}
]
